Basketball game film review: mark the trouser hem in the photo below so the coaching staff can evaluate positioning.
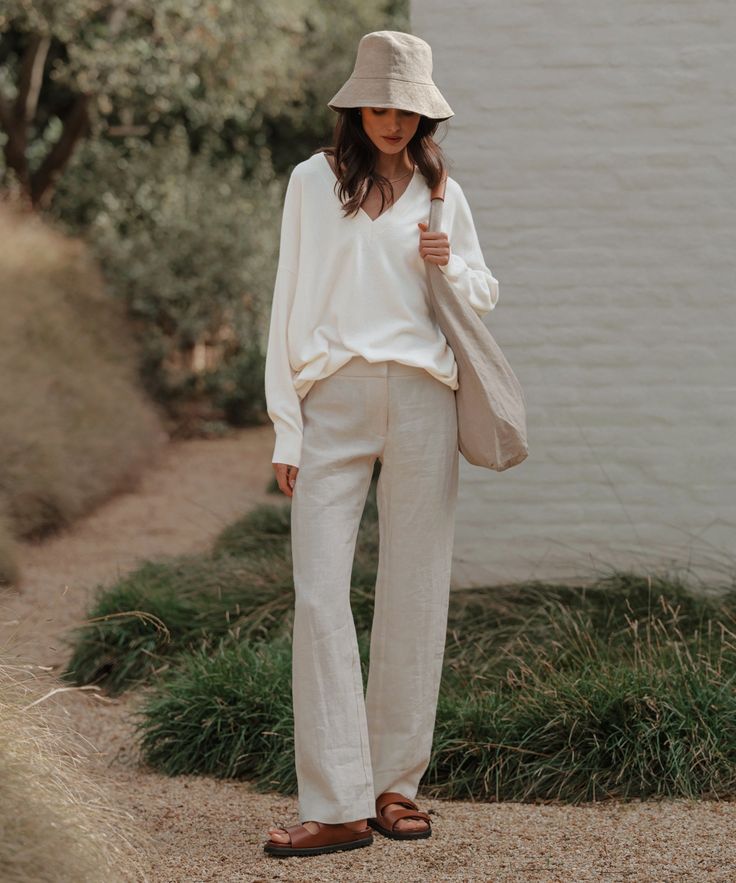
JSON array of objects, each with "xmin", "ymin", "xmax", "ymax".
[{"xmin": 298, "ymin": 794, "xmax": 377, "ymax": 825}]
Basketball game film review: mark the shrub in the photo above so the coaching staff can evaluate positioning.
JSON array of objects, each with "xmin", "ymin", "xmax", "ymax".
[
  {"xmin": 50, "ymin": 127, "xmax": 282, "ymax": 432},
  {"xmin": 0, "ymin": 202, "xmax": 166, "ymax": 551}
]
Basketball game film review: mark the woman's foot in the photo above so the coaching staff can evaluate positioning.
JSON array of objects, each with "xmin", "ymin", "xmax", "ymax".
[
  {"xmin": 267, "ymin": 817, "xmax": 368, "ymax": 843},
  {"xmin": 380, "ymin": 803, "xmax": 429, "ymax": 833},
  {"xmin": 369, "ymin": 792, "xmax": 432, "ymax": 839}
]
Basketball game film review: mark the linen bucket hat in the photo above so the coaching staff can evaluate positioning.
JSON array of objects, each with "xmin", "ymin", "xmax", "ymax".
[{"xmin": 327, "ymin": 30, "xmax": 454, "ymax": 121}]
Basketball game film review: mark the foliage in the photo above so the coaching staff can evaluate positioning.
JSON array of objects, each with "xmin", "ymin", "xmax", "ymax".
[
  {"xmin": 1, "ymin": 0, "xmax": 410, "ymax": 428},
  {"xmin": 49, "ymin": 125, "xmax": 282, "ymax": 426},
  {"xmin": 428, "ymin": 605, "xmax": 736, "ymax": 802},
  {"xmin": 62, "ymin": 476, "xmax": 736, "ymax": 802},
  {"xmin": 62, "ymin": 488, "xmax": 380, "ymax": 694},
  {"xmin": 133, "ymin": 589, "xmax": 736, "ymax": 803},
  {"xmin": 0, "ymin": 0, "xmax": 313, "ymax": 205},
  {"xmin": 0, "ymin": 202, "xmax": 165, "ymax": 553}
]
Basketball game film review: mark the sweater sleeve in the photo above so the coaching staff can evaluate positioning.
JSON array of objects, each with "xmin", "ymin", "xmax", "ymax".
[
  {"xmin": 439, "ymin": 181, "xmax": 500, "ymax": 319},
  {"xmin": 264, "ymin": 169, "xmax": 304, "ymax": 467}
]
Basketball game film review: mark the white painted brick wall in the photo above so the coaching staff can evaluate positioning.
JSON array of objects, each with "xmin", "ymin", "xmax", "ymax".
[{"xmin": 411, "ymin": 1, "xmax": 736, "ymax": 587}]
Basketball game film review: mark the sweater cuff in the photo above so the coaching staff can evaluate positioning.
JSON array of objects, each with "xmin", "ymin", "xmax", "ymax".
[
  {"xmin": 272, "ymin": 427, "xmax": 303, "ymax": 468},
  {"xmin": 438, "ymin": 252, "xmax": 467, "ymax": 280}
]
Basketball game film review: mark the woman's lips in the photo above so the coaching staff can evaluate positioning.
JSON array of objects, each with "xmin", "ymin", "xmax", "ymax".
[{"xmin": 383, "ymin": 136, "xmax": 402, "ymax": 142}]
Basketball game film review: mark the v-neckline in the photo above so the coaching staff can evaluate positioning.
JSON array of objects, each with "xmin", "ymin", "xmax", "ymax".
[{"xmin": 321, "ymin": 151, "xmax": 418, "ymax": 225}]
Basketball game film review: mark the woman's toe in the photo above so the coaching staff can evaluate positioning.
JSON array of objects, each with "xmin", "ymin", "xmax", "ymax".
[{"xmin": 267, "ymin": 827, "xmax": 289, "ymax": 843}]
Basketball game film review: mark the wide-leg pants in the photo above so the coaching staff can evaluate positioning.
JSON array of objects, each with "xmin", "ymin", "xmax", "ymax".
[{"xmin": 290, "ymin": 354, "xmax": 459, "ymax": 824}]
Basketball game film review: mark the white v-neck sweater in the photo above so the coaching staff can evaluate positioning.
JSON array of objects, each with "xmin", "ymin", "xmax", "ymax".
[{"xmin": 264, "ymin": 150, "xmax": 500, "ymax": 467}]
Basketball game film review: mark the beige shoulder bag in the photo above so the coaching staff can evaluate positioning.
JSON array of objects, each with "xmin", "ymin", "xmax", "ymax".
[{"xmin": 426, "ymin": 172, "xmax": 529, "ymax": 471}]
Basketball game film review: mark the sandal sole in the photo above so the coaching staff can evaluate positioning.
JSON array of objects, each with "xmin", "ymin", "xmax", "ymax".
[
  {"xmin": 367, "ymin": 817, "xmax": 432, "ymax": 840},
  {"xmin": 263, "ymin": 833, "xmax": 373, "ymax": 857}
]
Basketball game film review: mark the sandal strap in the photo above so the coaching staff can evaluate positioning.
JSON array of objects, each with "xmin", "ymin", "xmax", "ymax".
[
  {"xmin": 375, "ymin": 792, "xmax": 431, "ymax": 831},
  {"xmin": 382, "ymin": 806, "xmax": 431, "ymax": 830},
  {"xmin": 277, "ymin": 821, "xmax": 370, "ymax": 849},
  {"xmin": 281, "ymin": 822, "xmax": 311, "ymax": 849},
  {"xmin": 375, "ymin": 790, "xmax": 419, "ymax": 814}
]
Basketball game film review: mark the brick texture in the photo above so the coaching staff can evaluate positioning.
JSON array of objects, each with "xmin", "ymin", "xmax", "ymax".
[{"xmin": 410, "ymin": 1, "xmax": 736, "ymax": 586}]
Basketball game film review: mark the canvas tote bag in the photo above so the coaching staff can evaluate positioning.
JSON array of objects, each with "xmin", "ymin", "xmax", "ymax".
[{"xmin": 426, "ymin": 172, "xmax": 529, "ymax": 471}]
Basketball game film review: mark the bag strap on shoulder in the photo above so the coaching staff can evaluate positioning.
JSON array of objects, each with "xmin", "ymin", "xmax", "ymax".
[
  {"xmin": 428, "ymin": 170, "xmax": 448, "ymax": 233},
  {"xmin": 430, "ymin": 170, "xmax": 448, "ymax": 201}
]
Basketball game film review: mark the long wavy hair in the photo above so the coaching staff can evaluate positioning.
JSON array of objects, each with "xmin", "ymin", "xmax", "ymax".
[{"xmin": 314, "ymin": 108, "xmax": 449, "ymax": 219}]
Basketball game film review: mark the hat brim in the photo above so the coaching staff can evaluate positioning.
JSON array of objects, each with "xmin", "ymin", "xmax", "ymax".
[{"xmin": 327, "ymin": 77, "xmax": 454, "ymax": 121}]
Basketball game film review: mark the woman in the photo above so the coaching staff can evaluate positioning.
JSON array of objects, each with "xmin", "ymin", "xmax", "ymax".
[{"xmin": 262, "ymin": 30, "xmax": 499, "ymax": 858}]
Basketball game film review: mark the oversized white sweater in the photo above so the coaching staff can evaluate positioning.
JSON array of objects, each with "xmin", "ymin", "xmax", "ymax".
[{"xmin": 264, "ymin": 150, "xmax": 500, "ymax": 467}]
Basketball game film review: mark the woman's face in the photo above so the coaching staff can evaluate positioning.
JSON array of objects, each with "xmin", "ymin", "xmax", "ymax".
[{"xmin": 359, "ymin": 107, "xmax": 421, "ymax": 154}]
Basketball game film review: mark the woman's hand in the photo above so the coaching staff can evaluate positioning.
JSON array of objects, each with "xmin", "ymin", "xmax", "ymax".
[
  {"xmin": 273, "ymin": 462, "xmax": 299, "ymax": 497},
  {"xmin": 417, "ymin": 222, "xmax": 450, "ymax": 267}
]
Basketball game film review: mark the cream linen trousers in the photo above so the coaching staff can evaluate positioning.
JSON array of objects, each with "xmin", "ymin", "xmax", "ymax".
[{"xmin": 290, "ymin": 354, "xmax": 460, "ymax": 824}]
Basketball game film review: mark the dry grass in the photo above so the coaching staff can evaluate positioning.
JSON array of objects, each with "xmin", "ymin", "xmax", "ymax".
[
  {"xmin": 0, "ymin": 199, "xmax": 168, "ymax": 582},
  {"xmin": 0, "ymin": 655, "xmax": 151, "ymax": 882}
]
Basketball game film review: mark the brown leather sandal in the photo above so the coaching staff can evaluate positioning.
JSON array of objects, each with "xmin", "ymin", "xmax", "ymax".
[
  {"xmin": 263, "ymin": 820, "xmax": 374, "ymax": 857},
  {"xmin": 367, "ymin": 791, "xmax": 432, "ymax": 840}
]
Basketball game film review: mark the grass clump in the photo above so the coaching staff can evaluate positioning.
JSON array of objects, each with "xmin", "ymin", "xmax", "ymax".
[
  {"xmin": 135, "ymin": 631, "xmax": 371, "ymax": 795},
  {"xmin": 135, "ymin": 636, "xmax": 296, "ymax": 789},
  {"xmin": 62, "ymin": 551, "xmax": 294, "ymax": 695},
  {"xmin": 131, "ymin": 573, "xmax": 736, "ymax": 803},
  {"xmin": 63, "ymin": 467, "xmax": 736, "ymax": 803},
  {"xmin": 428, "ymin": 593, "xmax": 736, "ymax": 802},
  {"xmin": 443, "ymin": 570, "xmax": 735, "ymax": 686},
  {"xmin": 63, "ymin": 491, "xmax": 379, "ymax": 696}
]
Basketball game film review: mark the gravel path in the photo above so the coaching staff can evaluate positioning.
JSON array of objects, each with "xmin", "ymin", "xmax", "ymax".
[{"xmin": 2, "ymin": 425, "xmax": 735, "ymax": 883}]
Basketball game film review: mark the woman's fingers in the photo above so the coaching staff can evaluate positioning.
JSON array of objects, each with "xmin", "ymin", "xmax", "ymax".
[
  {"xmin": 273, "ymin": 463, "xmax": 299, "ymax": 497},
  {"xmin": 287, "ymin": 466, "xmax": 298, "ymax": 491},
  {"xmin": 420, "ymin": 243, "xmax": 451, "ymax": 264},
  {"xmin": 419, "ymin": 230, "xmax": 448, "ymax": 240},
  {"xmin": 417, "ymin": 223, "xmax": 450, "ymax": 264}
]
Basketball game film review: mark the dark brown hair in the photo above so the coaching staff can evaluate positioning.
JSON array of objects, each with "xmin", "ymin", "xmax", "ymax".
[{"xmin": 314, "ymin": 108, "xmax": 449, "ymax": 218}]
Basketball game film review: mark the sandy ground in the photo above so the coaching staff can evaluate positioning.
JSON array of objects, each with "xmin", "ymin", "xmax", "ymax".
[{"xmin": 2, "ymin": 424, "xmax": 736, "ymax": 883}]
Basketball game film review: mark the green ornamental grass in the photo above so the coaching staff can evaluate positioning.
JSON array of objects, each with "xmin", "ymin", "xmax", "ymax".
[
  {"xmin": 62, "ymin": 495, "xmax": 378, "ymax": 695},
  {"xmin": 63, "ymin": 487, "xmax": 736, "ymax": 803}
]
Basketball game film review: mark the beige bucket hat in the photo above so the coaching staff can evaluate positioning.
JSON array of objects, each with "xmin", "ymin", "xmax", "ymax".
[{"xmin": 327, "ymin": 30, "xmax": 454, "ymax": 122}]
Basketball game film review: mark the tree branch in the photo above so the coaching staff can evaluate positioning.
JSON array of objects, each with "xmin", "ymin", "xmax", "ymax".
[
  {"xmin": 32, "ymin": 93, "xmax": 90, "ymax": 209},
  {"xmin": 17, "ymin": 33, "xmax": 51, "ymax": 124},
  {"xmin": 0, "ymin": 90, "xmax": 30, "ymax": 192}
]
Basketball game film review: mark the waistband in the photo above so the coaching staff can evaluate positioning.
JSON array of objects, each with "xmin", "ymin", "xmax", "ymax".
[{"xmin": 331, "ymin": 355, "xmax": 430, "ymax": 377}]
